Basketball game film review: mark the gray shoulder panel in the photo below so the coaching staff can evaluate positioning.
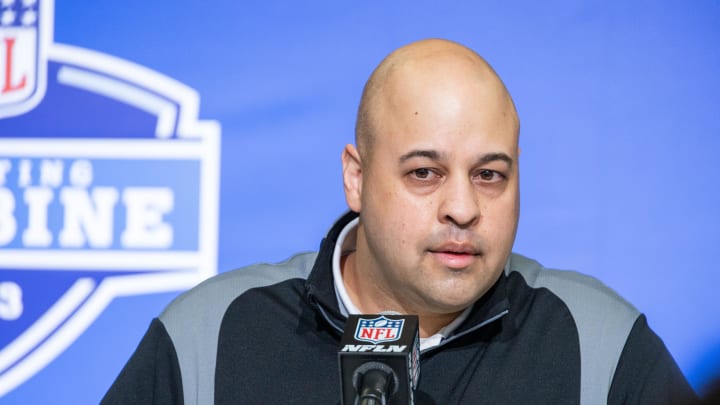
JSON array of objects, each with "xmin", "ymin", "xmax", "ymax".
[
  {"xmin": 507, "ymin": 253, "xmax": 640, "ymax": 405},
  {"xmin": 158, "ymin": 251, "xmax": 318, "ymax": 405}
]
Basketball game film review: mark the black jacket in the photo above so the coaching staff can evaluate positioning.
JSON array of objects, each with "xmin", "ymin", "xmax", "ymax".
[{"xmin": 102, "ymin": 211, "xmax": 696, "ymax": 404}]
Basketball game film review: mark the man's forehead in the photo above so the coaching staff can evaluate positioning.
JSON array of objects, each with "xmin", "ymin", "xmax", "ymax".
[{"xmin": 374, "ymin": 104, "xmax": 519, "ymax": 154}]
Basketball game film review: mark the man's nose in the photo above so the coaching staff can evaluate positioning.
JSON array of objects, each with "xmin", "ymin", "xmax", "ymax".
[{"xmin": 438, "ymin": 176, "xmax": 480, "ymax": 229}]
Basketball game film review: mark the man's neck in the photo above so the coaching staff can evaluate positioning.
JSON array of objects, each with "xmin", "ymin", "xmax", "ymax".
[{"xmin": 340, "ymin": 251, "xmax": 462, "ymax": 338}]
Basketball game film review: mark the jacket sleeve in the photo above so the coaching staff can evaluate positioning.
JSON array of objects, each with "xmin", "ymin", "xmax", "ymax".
[
  {"xmin": 100, "ymin": 318, "xmax": 184, "ymax": 405},
  {"xmin": 608, "ymin": 314, "xmax": 697, "ymax": 404}
]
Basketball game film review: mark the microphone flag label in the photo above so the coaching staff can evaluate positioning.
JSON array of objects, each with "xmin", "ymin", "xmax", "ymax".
[
  {"xmin": 0, "ymin": 0, "xmax": 220, "ymax": 397},
  {"xmin": 355, "ymin": 315, "xmax": 404, "ymax": 344},
  {"xmin": 339, "ymin": 314, "xmax": 419, "ymax": 405}
]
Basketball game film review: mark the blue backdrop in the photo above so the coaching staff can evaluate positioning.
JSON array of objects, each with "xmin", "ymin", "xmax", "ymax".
[{"xmin": 0, "ymin": 1, "xmax": 718, "ymax": 403}]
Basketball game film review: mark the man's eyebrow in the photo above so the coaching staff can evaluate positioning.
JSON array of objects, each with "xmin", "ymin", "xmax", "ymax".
[
  {"xmin": 398, "ymin": 149, "xmax": 443, "ymax": 163},
  {"xmin": 477, "ymin": 152, "xmax": 513, "ymax": 167},
  {"xmin": 399, "ymin": 150, "xmax": 513, "ymax": 167}
]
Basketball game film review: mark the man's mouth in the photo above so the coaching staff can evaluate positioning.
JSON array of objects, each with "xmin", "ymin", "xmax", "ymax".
[{"xmin": 428, "ymin": 242, "xmax": 481, "ymax": 269}]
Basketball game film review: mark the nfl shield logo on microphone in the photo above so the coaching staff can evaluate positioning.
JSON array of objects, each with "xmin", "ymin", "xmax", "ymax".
[{"xmin": 355, "ymin": 315, "xmax": 405, "ymax": 344}]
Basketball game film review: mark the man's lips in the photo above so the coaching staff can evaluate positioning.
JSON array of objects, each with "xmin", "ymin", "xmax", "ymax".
[{"xmin": 428, "ymin": 242, "xmax": 481, "ymax": 269}]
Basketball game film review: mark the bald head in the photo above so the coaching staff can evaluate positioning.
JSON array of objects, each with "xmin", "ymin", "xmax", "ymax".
[{"xmin": 355, "ymin": 39, "xmax": 519, "ymax": 161}]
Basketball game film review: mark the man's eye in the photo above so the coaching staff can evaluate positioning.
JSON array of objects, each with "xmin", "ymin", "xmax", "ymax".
[
  {"xmin": 477, "ymin": 170, "xmax": 503, "ymax": 182},
  {"xmin": 413, "ymin": 168, "xmax": 432, "ymax": 179}
]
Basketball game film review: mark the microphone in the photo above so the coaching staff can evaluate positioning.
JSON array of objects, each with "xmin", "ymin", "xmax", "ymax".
[{"xmin": 338, "ymin": 313, "xmax": 420, "ymax": 405}]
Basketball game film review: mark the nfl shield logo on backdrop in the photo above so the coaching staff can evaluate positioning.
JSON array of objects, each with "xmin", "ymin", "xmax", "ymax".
[
  {"xmin": 0, "ymin": 0, "xmax": 50, "ymax": 119},
  {"xmin": 355, "ymin": 316, "xmax": 405, "ymax": 344}
]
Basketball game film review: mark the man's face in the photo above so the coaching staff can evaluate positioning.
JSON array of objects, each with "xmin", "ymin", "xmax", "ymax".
[{"xmin": 346, "ymin": 61, "xmax": 520, "ymax": 315}]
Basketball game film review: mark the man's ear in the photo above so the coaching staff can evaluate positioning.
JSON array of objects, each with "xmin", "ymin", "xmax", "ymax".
[{"xmin": 341, "ymin": 144, "xmax": 363, "ymax": 212}]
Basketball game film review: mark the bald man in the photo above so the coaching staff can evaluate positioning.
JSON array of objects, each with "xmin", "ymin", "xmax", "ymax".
[{"xmin": 103, "ymin": 39, "xmax": 696, "ymax": 404}]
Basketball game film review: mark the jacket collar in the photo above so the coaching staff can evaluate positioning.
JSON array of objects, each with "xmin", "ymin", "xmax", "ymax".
[{"xmin": 304, "ymin": 211, "xmax": 358, "ymax": 331}]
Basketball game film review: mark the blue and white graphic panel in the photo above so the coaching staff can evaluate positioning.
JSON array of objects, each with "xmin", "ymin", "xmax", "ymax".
[{"xmin": 0, "ymin": 0, "xmax": 220, "ymax": 396}]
